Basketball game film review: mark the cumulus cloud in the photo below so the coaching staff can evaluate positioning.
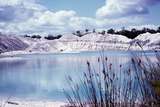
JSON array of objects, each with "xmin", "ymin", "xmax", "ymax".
[
  {"xmin": 0, "ymin": 0, "xmax": 156, "ymax": 35},
  {"xmin": 0, "ymin": 6, "xmax": 35, "ymax": 22},
  {"xmin": 0, "ymin": 0, "xmax": 45, "ymax": 22},
  {"xmin": 96, "ymin": 0, "xmax": 160, "ymax": 18},
  {"xmin": 0, "ymin": 0, "xmax": 24, "ymax": 6}
]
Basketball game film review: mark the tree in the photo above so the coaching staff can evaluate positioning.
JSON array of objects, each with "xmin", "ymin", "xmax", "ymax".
[
  {"xmin": 121, "ymin": 27, "xmax": 125, "ymax": 31},
  {"xmin": 157, "ymin": 27, "xmax": 160, "ymax": 33},
  {"xmin": 85, "ymin": 29, "xmax": 89, "ymax": 33},
  {"xmin": 44, "ymin": 34, "xmax": 62, "ymax": 40},
  {"xmin": 44, "ymin": 35, "xmax": 55, "ymax": 40},
  {"xmin": 148, "ymin": 29, "xmax": 156, "ymax": 34},
  {"xmin": 76, "ymin": 30, "xmax": 80, "ymax": 34},
  {"xmin": 107, "ymin": 28, "xmax": 115, "ymax": 34},
  {"xmin": 24, "ymin": 34, "xmax": 30, "ymax": 38},
  {"xmin": 93, "ymin": 29, "xmax": 96, "ymax": 33},
  {"xmin": 131, "ymin": 28, "xmax": 136, "ymax": 32},
  {"xmin": 76, "ymin": 30, "xmax": 83, "ymax": 37},
  {"xmin": 31, "ymin": 35, "xmax": 41, "ymax": 39},
  {"xmin": 56, "ymin": 34, "xmax": 62, "ymax": 39},
  {"xmin": 101, "ymin": 30, "xmax": 106, "ymax": 35},
  {"xmin": 31, "ymin": 35, "xmax": 37, "ymax": 39},
  {"xmin": 36, "ymin": 35, "xmax": 41, "ymax": 39},
  {"xmin": 142, "ymin": 27, "xmax": 148, "ymax": 33}
]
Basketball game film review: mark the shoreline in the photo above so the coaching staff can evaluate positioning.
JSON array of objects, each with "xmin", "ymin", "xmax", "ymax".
[
  {"xmin": 0, "ymin": 97, "xmax": 66, "ymax": 107},
  {"xmin": 0, "ymin": 49, "xmax": 158, "ymax": 58}
]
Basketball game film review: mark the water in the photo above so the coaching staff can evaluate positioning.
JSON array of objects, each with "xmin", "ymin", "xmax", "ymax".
[{"xmin": 0, "ymin": 51, "xmax": 157, "ymax": 101}]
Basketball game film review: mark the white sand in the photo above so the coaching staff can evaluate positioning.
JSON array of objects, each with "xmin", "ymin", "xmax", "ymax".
[
  {"xmin": 0, "ymin": 99, "xmax": 66, "ymax": 107},
  {"xmin": 1, "ymin": 32, "xmax": 160, "ymax": 57}
]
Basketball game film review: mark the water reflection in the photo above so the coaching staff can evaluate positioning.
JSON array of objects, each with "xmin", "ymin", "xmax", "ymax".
[{"xmin": 0, "ymin": 51, "xmax": 157, "ymax": 101}]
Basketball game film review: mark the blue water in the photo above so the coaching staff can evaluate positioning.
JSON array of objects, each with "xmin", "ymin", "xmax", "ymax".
[{"xmin": 0, "ymin": 51, "xmax": 157, "ymax": 101}]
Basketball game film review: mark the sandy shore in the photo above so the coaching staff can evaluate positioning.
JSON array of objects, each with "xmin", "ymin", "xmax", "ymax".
[
  {"xmin": 0, "ymin": 97, "xmax": 67, "ymax": 107},
  {"xmin": 0, "ymin": 50, "xmax": 82, "ymax": 58},
  {"xmin": 0, "ymin": 99, "xmax": 66, "ymax": 107}
]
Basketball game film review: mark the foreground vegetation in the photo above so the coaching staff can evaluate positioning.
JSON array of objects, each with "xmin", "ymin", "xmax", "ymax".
[{"xmin": 64, "ymin": 51, "xmax": 160, "ymax": 107}]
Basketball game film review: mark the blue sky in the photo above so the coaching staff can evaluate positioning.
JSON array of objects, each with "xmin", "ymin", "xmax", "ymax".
[
  {"xmin": 39, "ymin": 0, "xmax": 160, "ymax": 24},
  {"xmin": 0, "ymin": 0, "xmax": 160, "ymax": 35},
  {"xmin": 145, "ymin": 4, "xmax": 160, "ymax": 25},
  {"xmin": 39, "ymin": 0, "xmax": 105, "ymax": 17}
]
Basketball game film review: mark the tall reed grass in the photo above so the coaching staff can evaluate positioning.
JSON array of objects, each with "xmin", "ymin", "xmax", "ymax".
[{"xmin": 64, "ymin": 51, "xmax": 160, "ymax": 107}]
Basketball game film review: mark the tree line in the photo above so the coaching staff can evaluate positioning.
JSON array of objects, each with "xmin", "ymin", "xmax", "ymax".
[
  {"xmin": 107, "ymin": 27, "xmax": 160, "ymax": 39},
  {"xmin": 23, "ymin": 26, "xmax": 160, "ymax": 40},
  {"xmin": 24, "ymin": 34, "xmax": 62, "ymax": 40},
  {"xmin": 73, "ymin": 27, "xmax": 160, "ymax": 39}
]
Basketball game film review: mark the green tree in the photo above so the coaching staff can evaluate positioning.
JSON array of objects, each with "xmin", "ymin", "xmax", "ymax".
[{"xmin": 107, "ymin": 28, "xmax": 115, "ymax": 34}]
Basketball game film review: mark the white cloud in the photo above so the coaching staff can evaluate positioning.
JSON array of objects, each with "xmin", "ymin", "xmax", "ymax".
[
  {"xmin": 0, "ymin": 0, "xmax": 44, "ymax": 10},
  {"xmin": 96, "ymin": 0, "xmax": 160, "ymax": 18},
  {"xmin": 0, "ymin": 0, "xmax": 46, "ymax": 22},
  {"xmin": 37, "ymin": 10, "xmax": 76, "ymax": 26},
  {"xmin": 0, "ymin": 0, "xmax": 155, "ymax": 35},
  {"xmin": 0, "ymin": 0, "xmax": 24, "ymax": 6}
]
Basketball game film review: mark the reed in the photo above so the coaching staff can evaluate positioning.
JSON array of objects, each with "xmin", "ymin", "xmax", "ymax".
[{"xmin": 64, "ymin": 51, "xmax": 160, "ymax": 107}]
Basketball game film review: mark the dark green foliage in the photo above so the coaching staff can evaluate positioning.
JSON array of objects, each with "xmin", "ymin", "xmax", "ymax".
[
  {"xmin": 101, "ymin": 30, "xmax": 106, "ymax": 35},
  {"xmin": 24, "ymin": 34, "xmax": 30, "ymax": 38},
  {"xmin": 76, "ymin": 31, "xmax": 81, "ymax": 34},
  {"xmin": 31, "ymin": 35, "xmax": 41, "ymax": 39},
  {"xmin": 73, "ymin": 30, "xmax": 83, "ymax": 37},
  {"xmin": 157, "ymin": 27, "xmax": 160, "ymax": 33},
  {"xmin": 107, "ymin": 29, "xmax": 115, "ymax": 34},
  {"xmin": 98, "ymin": 30, "xmax": 106, "ymax": 35},
  {"xmin": 85, "ymin": 29, "xmax": 89, "ymax": 33},
  {"xmin": 93, "ymin": 29, "xmax": 96, "ymax": 33},
  {"xmin": 56, "ymin": 34, "xmax": 63, "ymax": 39},
  {"xmin": 44, "ymin": 34, "xmax": 62, "ymax": 40},
  {"xmin": 107, "ymin": 27, "xmax": 159, "ymax": 39},
  {"xmin": 76, "ymin": 31, "xmax": 83, "ymax": 37}
]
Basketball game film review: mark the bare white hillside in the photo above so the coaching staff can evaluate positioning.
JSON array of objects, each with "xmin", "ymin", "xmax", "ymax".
[{"xmin": 1, "ymin": 32, "xmax": 160, "ymax": 55}]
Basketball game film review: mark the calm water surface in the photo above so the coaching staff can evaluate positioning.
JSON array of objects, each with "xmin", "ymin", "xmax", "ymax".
[{"xmin": 0, "ymin": 51, "xmax": 157, "ymax": 101}]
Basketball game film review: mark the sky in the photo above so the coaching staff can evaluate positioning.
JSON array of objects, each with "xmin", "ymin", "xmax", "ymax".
[
  {"xmin": 39, "ymin": 0, "xmax": 105, "ymax": 17},
  {"xmin": 0, "ymin": 0, "xmax": 160, "ymax": 35}
]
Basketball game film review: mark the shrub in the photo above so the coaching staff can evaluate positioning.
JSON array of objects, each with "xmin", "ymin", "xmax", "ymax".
[
  {"xmin": 31, "ymin": 35, "xmax": 41, "ymax": 39},
  {"xmin": 157, "ymin": 27, "xmax": 160, "ymax": 33},
  {"xmin": 107, "ymin": 29, "xmax": 115, "ymax": 34},
  {"xmin": 107, "ymin": 27, "xmax": 159, "ymax": 39},
  {"xmin": 101, "ymin": 30, "xmax": 106, "ymax": 35},
  {"xmin": 56, "ymin": 34, "xmax": 62, "ymax": 39},
  {"xmin": 44, "ymin": 35, "xmax": 55, "ymax": 40},
  {"xmin": 44, "ymin": 34, "xmax": 62, "ymax": 40},
  {"xmin": 24, "ymin": 34, "xmax": 30, "ymax": 38},
  {"xmin": 85, "ymin": 29, "xmax": 89, "ymax": 33},
  {"xmin": 75, "ymin": 31, "xmax": 83, "ymax": 37},
  {"xmin": 93, "ymin": 29, "xmax": 96, "ymax": 33}
]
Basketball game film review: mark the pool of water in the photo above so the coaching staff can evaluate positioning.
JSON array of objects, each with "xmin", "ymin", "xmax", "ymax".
[{"xmin": 0, "ymin": 51, "xmax": 157, "ymax": 101}]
